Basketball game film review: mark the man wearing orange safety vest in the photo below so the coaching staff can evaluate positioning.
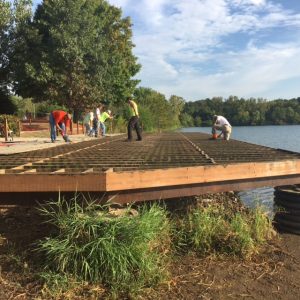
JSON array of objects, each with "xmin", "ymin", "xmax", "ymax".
[{"xmin": 127, "ymin": 97, "xmax": 142, "ymax": 141}]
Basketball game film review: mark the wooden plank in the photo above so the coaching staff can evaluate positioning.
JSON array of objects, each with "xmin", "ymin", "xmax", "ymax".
[
  {"xmin": 105, "ymin": 174, "xmax": 300, "ymax": 204},
  {"xmin": 81, "ymin": 168, "xmax": 94, "ymax": 174},
  {"xmin": 105, "ymin": 160, "xmax": 300, "ymax": 191},
  {"xmin": 52, "ymin": 168, "xmax": 66, "ymax": 173},
  {"xmin": 0, "ymin": 174, "xmax": 106, "ymax": 192},
  {"xmin": 20, "ymin": 169, "xmax": 37, "ymax": 174}
]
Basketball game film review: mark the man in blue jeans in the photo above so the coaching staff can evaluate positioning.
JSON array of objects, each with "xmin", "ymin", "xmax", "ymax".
[
  {"xmin": 99, "ymin": 109, "xmax": 113, "ymax": 136},
  {"xmin": 49, "ymin": 110, "xmax": 72, "ymax": 142}
]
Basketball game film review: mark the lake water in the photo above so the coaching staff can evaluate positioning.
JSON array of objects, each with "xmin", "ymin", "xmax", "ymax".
[{"xmin": 181, "ymin": 125, "xmax": 300, "ymax": 212}]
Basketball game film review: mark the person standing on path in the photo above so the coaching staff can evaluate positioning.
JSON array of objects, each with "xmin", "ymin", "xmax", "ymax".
[
  {"xmin": 99, "ymin": 109, "xmax": 113, "ymax": 137},
  {"xmin": 49, "ymin": 110, "xmax": 72, "ymax": 142},
  {"xmin": 212, "ymin": 115, "xmax": 232, "ymax": 140},
  {"xmin": 83, "ymin": 110, "xmax": 94, "ymax": 136},
  {"xmin": 127, "ymin": 97, "xmax": 142, "ymax": 141},
  {"xmin": 94, "ymin": 104, "xmax": 103, "ymax": 137}
]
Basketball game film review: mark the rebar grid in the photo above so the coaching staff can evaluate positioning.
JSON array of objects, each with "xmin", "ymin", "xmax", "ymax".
[{"xmin": 1, "ymin": 132, "xmax": 300, "ymax": 174}]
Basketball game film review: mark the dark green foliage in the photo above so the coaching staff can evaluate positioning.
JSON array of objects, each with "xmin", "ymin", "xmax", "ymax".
[
  {"xmin": 133, "ymin": 87, "xmax": 184, "ymax": 131},
  {"xmin": 12, "ymin": 0, "xmax": 140, "ymax": 111},
  {"xmin": 35, "ymin": 102, "xmax": 66, "ymax": 117},
  {"xmin": 0, "ymin": 88, "xmax": 17, "ymax": 114},
  {"xmin": 182, "ymin": 96, "xmax": 300, "ymax": 126},
  {"xmin": 0, "ymin": 1, "xmax": 33, "ymax": 93},
  {"xmin": 0, "ymin": 0, "xmax": 13, "ymax": 87}
]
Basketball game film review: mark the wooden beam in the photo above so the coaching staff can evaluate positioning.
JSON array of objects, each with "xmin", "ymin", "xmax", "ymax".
[
  {"xmin": 0, "ymin": 160, "xmax": 300, "ymax": 195},
  {"xmin": 0, "ymin": 174, "xmax": 106, "ymax": 192},
  {"xmin": 105, "ymin": 174, "xmax": 300, "ymax": 204},
  {"xmin": 105, "ymin": 160, "xmax": 300, "ymax": 191}
]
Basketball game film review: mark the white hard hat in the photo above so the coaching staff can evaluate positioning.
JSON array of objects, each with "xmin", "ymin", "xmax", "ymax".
[{"xmin": 107, "ymin": 110, "xmax": 111, "ymax": 114}]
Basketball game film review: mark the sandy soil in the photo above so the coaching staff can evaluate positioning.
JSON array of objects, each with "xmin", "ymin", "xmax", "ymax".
[{"xmin": 0, "ymin": 133, "xmax": 117, "ymax": 155}]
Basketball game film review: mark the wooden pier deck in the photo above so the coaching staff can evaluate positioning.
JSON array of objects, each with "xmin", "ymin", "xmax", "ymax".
[{"xmin": 1, "ymin": 132, "xmax": 300, "ymax": 203}]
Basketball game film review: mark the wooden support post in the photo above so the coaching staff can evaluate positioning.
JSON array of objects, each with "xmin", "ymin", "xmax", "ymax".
[
  {"xmin": 18, "ymin": 121, "xmax": 21, "ymax": 137},
  {"xmin": 70, "ymin": 120, "xmax": 73, "ymax": 135},
  {"xmin": 4, "ymin": 117, "xmax": 8, "ymax": 142}
]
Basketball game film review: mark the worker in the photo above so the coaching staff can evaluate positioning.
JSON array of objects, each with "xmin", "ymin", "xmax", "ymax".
[
  {"xmin": 83, "ymin": 110, "xmax": 94, "ymax": 136},
  {"xmin": 127, "ymin": 97, "xmax": 142, "ymax": 141},
  {"xmin": 94, "ymin": 104, "xmax": 103, "ymax": 137},
  {"xmin": 99, "ymin": 109, "xmax": 113, "ymax": 137},
  {"xmin": 49, "ymin": 110, "xmax": 72, "ymax": 142},
  {"xmin": 212, "ymin": 115, "xmax": 232, "ymax": 140}
]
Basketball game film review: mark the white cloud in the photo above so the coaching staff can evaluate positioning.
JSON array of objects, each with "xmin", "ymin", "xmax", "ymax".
[{"xmin": 109, "ymin": 0, "xmax": 300, "ymax": 100}]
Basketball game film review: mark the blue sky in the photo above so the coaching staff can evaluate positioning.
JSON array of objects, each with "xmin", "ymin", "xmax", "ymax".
[{"xmin": 29, "ymin": 1, "xmax": 300, "ymax": 100}]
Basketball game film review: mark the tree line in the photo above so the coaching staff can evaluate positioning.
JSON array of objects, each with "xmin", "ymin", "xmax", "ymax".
[{"xmin": 181, "ymin": 96, "xmax": 300, "ymax": 127}]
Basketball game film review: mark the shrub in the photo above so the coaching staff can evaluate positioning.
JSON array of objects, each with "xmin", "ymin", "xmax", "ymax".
[
  {"xmin": 111, "ymin": 115, "xmax": 127, "ymax": 133},
  {"xmin": 0, "ymin": 114, "xmax": 21, "ymax": 137},
  {"xmin": 36, "ymin": 195, "xmax": 171, "ymax": 294}
]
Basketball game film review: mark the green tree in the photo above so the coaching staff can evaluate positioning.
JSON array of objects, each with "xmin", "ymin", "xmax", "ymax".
[
  {"xmin": 0, "ymin": 0, "xmax": 32, "ymax": 114},
  {"xmin": 194, "ymin": 116, "xmax": 202, "ymax": 127},
  {"xmin": 180, "ymin": 112, "xmax": 194, "ymax": 127},
  {"xmin": 169, "ymin": 95, "xmax": 185, "ymax": 127},
  {"xmin": 0, "ymin": 0, "xmax": 13, "ymax": 88},
  {"xmin": 13, "ymin": 0, "xmax": 140, "ymax": 114},
  {"xmin": 134, "ymin": 87, "xmax": 175, "ymax": 131}
]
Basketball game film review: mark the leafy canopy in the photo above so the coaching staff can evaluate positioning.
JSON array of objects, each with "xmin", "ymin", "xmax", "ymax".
[{"xmin": 13, "ymin": 0, "xmax": 140, "ymax": 112}]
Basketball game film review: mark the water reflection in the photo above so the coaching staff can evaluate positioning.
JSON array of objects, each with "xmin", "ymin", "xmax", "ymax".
[{"xmin": 238, "ymin": 187, "xmax": 274, "ymax": 215}]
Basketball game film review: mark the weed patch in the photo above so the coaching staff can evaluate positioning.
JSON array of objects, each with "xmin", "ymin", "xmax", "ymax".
[
  {"xmin": 36, "ymin": 195, "xmax": 171, "ymax": 295},
  {"xmin": 174, "ymin": 203, "xmax": 275, "ymax": 258}
]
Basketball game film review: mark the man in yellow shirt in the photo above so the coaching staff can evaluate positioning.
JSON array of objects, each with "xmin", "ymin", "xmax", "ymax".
[{"xmin": 127, "ymin": 97, "xmax": 142, "ymax": 141}]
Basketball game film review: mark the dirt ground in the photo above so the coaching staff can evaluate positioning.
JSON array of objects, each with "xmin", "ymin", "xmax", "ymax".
[
  {"xmin": 0, "ymin": 198, "xmax": 299, "ymax": 300},
  {"xmin": 0, "ymin": 133, "xmax": 119, "ymax": 155}
]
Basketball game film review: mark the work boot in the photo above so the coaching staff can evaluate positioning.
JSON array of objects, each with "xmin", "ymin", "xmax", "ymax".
[{"xmin": 63, "ymin": 135, "xmax": 71, "ymax": 142}]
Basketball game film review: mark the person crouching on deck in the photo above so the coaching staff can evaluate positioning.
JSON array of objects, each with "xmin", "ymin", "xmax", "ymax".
[
  {"xmin": 49, "ymin": 110, "xmax": 72, "ymax": 142},
  {"xmin": 212, "ymin": 115, "xmax": 232, "ymax": 140},
  {"xmin": 127, "ymin": 97, "xmax": 142, "ymax": 141}
]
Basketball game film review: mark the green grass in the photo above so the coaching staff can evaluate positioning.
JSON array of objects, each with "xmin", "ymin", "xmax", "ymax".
[
  {"xmin": 35, "ymin": 194, "xmax": 275, "ymax": 297},
  {"xmin": 174, "ymin": 203, "xmax": 275, "ymax": 258},
  {"xmin": 36, "ymin": 195, "xmax": 171, "ymax": 295}
]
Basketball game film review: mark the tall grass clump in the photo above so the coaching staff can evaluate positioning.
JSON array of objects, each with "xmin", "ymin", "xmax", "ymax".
[
  {"xmin": 176, "ymin": 206, "xmax": 226, "ymax": 255},
  {"xmin": 250, "ymin": 206, "xmax": 276, "ymax": 243},
  {"xmin": 36, "ymin": 195, "xmax": 171, "ymax": 294},
  {"xmin": 175, "ymin": 203, "xmax": 275, "ymax": 258}
]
